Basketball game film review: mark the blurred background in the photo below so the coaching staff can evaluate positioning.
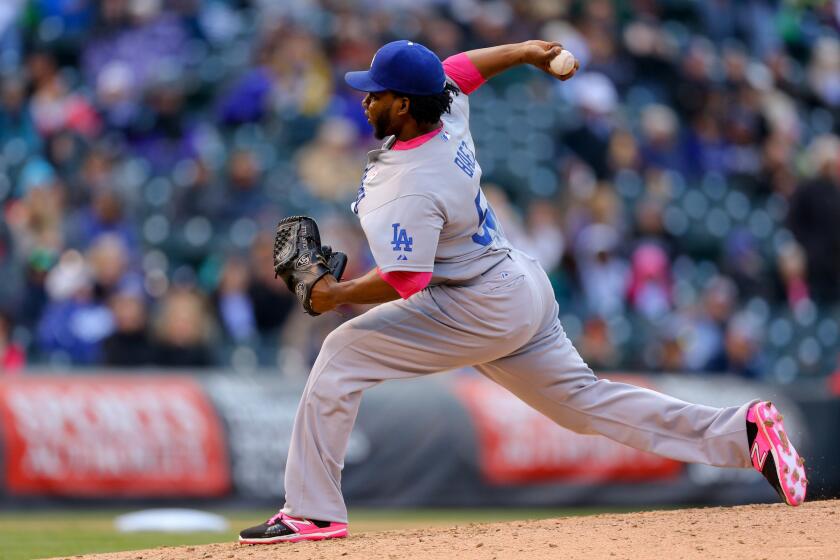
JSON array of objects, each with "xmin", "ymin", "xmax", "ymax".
[
  {"xmin": 0, "ymin": 0, "xmax": 838, "ymax": 378},
  {"xmin": 0, "ymin": 0, "xmax": 839, "ymax": 557}
]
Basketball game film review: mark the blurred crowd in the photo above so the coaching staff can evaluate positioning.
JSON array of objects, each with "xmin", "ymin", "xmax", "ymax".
[{"xmin": 0, "ymin": 0, "xmax": 839, "ymax": 381}]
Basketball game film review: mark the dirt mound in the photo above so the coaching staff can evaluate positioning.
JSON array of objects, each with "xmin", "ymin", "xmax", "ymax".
[{"xmin": 62, "ymin": 500, "xmax": 839, "ymax": 560}]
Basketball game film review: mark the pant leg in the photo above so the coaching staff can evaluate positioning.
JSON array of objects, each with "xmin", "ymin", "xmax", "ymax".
[
  {"xmin": 475, "ymin": 257, "xmax": 754, "ymax": 469},
  {"xmin": 282, "ymin": 269, "xmax": 539, "ymax": 523}
]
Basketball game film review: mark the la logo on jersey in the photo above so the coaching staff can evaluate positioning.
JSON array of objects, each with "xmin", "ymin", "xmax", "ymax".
[{"xmin": 391, "ymin": 223, "xmax": 413, "ymax": 256}]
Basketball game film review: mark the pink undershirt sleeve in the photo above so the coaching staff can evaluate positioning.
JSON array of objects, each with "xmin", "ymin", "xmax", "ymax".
[
  {"xmin": 377, "ymin": 268, "xmax": 433, "ymax": 299},
  {"xmin": 442, "ymin": 53, "xmax": 486, "ymax": 94}
]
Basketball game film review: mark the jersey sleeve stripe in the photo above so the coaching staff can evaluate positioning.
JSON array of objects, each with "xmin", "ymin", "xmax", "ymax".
[
  {"xmin": 377, "ymin": 268, "xmax": 433, "ymax": 299},
  {"xmin": 442, "ymin": 53, "xmax": 486, "ymax": 94}
]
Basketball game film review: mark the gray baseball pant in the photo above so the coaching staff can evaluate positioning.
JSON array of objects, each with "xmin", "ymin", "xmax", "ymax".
[{"xmin": 282, "ymin": 250, "xmax": 753, "ymax": 523}]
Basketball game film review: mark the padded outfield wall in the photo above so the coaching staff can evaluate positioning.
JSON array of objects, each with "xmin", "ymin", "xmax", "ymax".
[{"xmin": 0, "ymin": 370, "xmax": 837, "ymax": 507}]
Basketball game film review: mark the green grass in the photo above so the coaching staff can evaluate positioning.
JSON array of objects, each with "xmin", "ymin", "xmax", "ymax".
[{"xmin": 0, "ymin": 507, "xmax": 643, "ymax": 560}]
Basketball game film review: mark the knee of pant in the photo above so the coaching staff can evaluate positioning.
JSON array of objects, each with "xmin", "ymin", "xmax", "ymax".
[
  {"xmin": 550, "ymin": 371, "xmax": 597, "ymax": 402},
  {"xmin": 573, "ymin": 373, "xmax": 597, "ymax": 390},
  {"xmin": 327, "ymin": 320, "xmax": 358, "ymax": 349},
  {"xmin": 306, "ymin": 327, "xmax": 357, "ymax": 404},
  {"xmin": 305, "ymin": 363, "xmax": 348, "ymax": 408},
  {"xmin": 313, "ymin": 323, "xmax": 356, "ymax": 369}
]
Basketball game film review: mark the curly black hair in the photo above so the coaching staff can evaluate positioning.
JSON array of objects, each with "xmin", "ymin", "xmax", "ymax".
[{"xmin": 394, "ymin": 83, "xmax": 460, "ymax": 125}]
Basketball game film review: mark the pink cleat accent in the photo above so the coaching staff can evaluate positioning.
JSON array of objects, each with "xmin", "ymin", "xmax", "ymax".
[
  {"xmin": 238, "ymin": 512, "xmax": 348, "ymax": 544},
  {"xmin": 748, "ymin": 401, "xmax": 807, "ymax": 506}
]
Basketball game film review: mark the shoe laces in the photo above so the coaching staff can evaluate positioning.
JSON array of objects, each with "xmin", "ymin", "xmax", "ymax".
[{"xmin": 266, "ymin": 511, "xmax": 285, "ymax": 525}]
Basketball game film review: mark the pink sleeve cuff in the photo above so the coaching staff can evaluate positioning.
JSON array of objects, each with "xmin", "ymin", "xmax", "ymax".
[
  {"xmin": 442, "ymin": 53, "xmax": 486, "ymax": 94},
  {"xmin": 377, "ymin": 268, "xmax": 433, "ymax": 299}
]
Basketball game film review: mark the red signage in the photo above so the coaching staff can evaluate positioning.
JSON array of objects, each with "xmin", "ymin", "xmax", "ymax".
[
  {"xmin": 453, "ymin": 376, "xmax": 682, "ymax": 485},
  {"xmin": 0, "ymin": 376, "xmax": 230, "ymax": 497}
]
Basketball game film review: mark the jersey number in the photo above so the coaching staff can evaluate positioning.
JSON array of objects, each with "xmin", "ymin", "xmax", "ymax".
[{"xmin": 471, "ymin": 190, "xmax": 498, "ymax": 247}]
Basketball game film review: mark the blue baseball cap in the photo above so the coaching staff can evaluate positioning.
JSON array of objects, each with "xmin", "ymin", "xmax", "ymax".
[{"xmin": 345, "ymin": 40, "xmax": 446, "ymax": 96}]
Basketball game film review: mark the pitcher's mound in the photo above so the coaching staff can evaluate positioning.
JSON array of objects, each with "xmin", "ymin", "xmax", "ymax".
[{"xmin": 68, "ymin": 499, "xmax": 840, "ymax": 560}]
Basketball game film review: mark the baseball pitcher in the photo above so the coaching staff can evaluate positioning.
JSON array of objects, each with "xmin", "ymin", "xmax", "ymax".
[{"xmin": 239, "ymin": 40, "xmax": 806, "ymax": 544}]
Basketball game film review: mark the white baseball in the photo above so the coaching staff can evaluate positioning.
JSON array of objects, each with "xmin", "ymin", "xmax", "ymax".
[{"xmin": 549, "ymin": 50, "xmax": 576, "ymax": 76}]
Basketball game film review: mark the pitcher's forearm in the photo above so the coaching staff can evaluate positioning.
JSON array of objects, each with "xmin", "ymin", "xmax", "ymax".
[
  {"xmin": 461, "ymin": 40, "xmax": 573, "ymax": 84},
  {"xmin": 331, "ymin": 269, "xmax": 401, "ymax": 306},
  {"xmin": 309, "ymin": 269, "xmax": 400, "ymax": 314},
  {"xmin": 463, "ymin": 43, "xmax": 530, "ymax": 80}
]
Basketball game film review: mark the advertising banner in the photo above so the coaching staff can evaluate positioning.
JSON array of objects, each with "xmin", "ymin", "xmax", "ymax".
[
  {"xmin": 0, "ymin": 376, "xmax": 230, "ymax": 497},
  {"xmin": 201, "ymin": 375, "xmax": 371, "ymax": 500},
  {"xmin": 452, "ymin": 376, "xmax": 682, "ymax": 485},
  {"xmin": 0, "ymin": 371, "xmax": 834, "ymax": 507}
]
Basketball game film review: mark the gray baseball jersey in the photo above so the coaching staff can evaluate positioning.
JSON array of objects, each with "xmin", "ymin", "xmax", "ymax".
[{"xmin": 351, "ymin": 78, "xmax": 511, "ymax": 283}]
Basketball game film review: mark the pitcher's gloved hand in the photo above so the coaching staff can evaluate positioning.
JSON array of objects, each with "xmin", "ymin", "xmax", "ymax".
[
  {"xmin": 272, "ymin": 216, "xmax": 348, "ymax": 316},
  {"xmin": 320, "ymin": 245, "xmax": 348, "ymax": 284}
]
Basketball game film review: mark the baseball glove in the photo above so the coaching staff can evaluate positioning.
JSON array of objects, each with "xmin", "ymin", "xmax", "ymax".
[{"xmin": 273, "ymin": 216, "xmax": 348, "ymax": 316}]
